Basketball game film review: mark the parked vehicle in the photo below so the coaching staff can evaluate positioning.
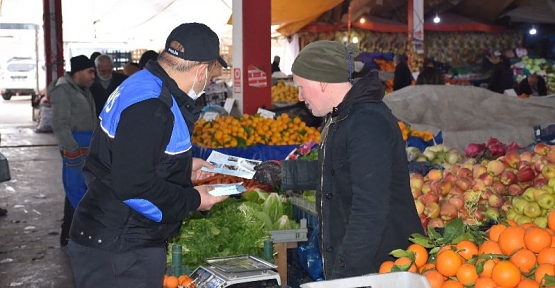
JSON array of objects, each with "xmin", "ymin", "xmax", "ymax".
[{"xmin": 0, "ymin": 57, "xmax": 42, "ymax": 100}]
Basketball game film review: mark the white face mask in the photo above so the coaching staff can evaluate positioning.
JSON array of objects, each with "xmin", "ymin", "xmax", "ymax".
[{"xmin": 188, "ymin": 66, "xmax": 209, "ymax": 100}]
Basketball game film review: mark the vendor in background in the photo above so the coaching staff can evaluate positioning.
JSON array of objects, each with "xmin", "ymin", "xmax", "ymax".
[
  {"xmin": 271, "ymin": 55, "xmax": 281, "ymax": 73},
  {"xmin": 254, "ymin": 40, "xmax": 423, "ymax": 280},
  {"xmin": 90, "ymin": 55, "xmax": 128, "ymax": 117},
  {"xmin": 517, "ymin": 74, "xmax": 547, "ymax": 96},
  {"xmin": 393, "ymin": 54, "xmax": 413, "ymax": 91},
  {"xmin": 487, "ymin": 53, "xmax": 514, "ymax": 94},
  {"xmin": 416, "ymin": 57, "xmax": 445, "ymax": 85}
]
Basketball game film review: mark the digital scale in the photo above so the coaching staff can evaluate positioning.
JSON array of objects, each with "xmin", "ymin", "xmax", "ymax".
[{"xmin": 189, "ymin": 255, "xmax": 282, "ymax": 288}]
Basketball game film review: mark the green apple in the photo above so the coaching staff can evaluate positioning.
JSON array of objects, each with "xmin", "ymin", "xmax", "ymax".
[
  {"xmin": 517, "ymin": 215, "xmax": 534, "ymax": 225},
  {"xmin": 507, "ymin": 209, "xmax": 519, "ymax": 220},
  {"xmin": 523, "ymin": 187, "xmax": 537, "ymax": 202},
  {"xmin": 534, "ymin": 216, "xmax": 548, "ymax": 228},
  {"xmin": 484, "ymin": 208, "xmax": 500, "ymax": 222},
  {"xmin": 524, "ymin": 202, "xmax": 543, "ymax": 218},
  {"xmin": 537, "ymin": 193, "xmax": 555, "ymax": 210},
  {"xmin": 549, "ymin": 177, "xmax": 555, "ymax": 188},
  {"xmin": 542, "ymin": 209, "xmax": 549, "ymax": 217},
  {"xmin": 541, "ymin": 185, "xmax": 555, "ymax": 194},
  {"xmin": 534, "ymin": 188, "xmax": 550, "ymax": 201},
  {"xmin": 512, "ymin": 196, "xmax": 529, "ymax": 215}
]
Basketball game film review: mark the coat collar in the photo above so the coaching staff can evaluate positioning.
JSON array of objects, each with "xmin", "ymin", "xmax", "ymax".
[{"xmin": 331, "ymin": 70, "xmax": 384, "ymax": 118}]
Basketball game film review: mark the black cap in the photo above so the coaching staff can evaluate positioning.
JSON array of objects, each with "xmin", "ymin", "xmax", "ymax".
[
  {"xmin": 70, "ymin": 55, "xmax": 94, "ymax": 73},
  {"xmin": 165, "ymin": 23, "xmax": 227, "ymax": 68}
]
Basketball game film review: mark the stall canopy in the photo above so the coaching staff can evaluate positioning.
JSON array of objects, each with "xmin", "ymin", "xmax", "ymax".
[{"xmin": 504, "ymin": 0, "xmax": 555, "ymax": 24}]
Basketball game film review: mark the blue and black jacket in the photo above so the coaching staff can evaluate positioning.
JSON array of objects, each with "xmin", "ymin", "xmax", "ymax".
[{"xmin": 69, "ymin": 61, "xmax": 202, "ymax": 252}]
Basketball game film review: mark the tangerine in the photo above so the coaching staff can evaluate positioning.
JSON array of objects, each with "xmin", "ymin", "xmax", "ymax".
[
  {"xmin": 509, "ymin": 248, "xmax": 536, "ymax": 274},
  {"xmin": 436, "ymin": 250, "xmax": 463, "ymax": 277},
  {"xmin": 394, "ymin": 256, "xmax": 417, "ymax": 272},
  {"xmin": 479, "ymin": 241, "xmax": 503, "ymax": 255},
  {"xmin": 534, "ymin": 263, "xmax": 555, "ymax": 285},
  {"xmin": 477, "ymin": 258, "xmax": 500, "ymax": 278},
  {"xmin": 491, "ymin": 260, "xmax": 521, "ymax": 288},
  {"xmin": 489, "ymin": 224, "xmax": 508, "ymax": 242},
  {"xmin": 407, "ymin": 243, "xmax": 429, "ymax": 268},
  {"xmin": 537, "ymin": 247, "xmax": 555, "ymax": 265},
  {"xmin": 379, "ymin": 260, "xmax": 394, "ymax": 274},
  {"xmin": 424, "ymin": 269, "xmax": 445, "ymax": 288},
  {"xmin": 498, "ymin": 226, "xmax": 526, "ymax": 256},
  {"xmin": 441, "ymin": 279, "xmax": 464, "ymax": 288},
  {"xmin": 455, "ymin": 263, "xmax": 479, "ymax": 286},
  {"xmin": 420, "ymin": 263, "xmax": 436, "ymax": 273},
  {"xmin": 165, "ymin": 276, "xmax": 179, "ymax": 288},
  {"xmin": 456, "ymin": 240, "xmax": 479, "ymax": 261},
  {"xmin": 523, "ymin": 227, "xmax": 552, "ymax": 253},
  {"xmin": 474, "ymin": 276, "xmax": 497, "ymax": 288},
  {"xmin": 516, "ymin": 278, "xmax": 540, "ymax": 288},
  {"xmin": 548, "ymin": 210, "xmax": 555, "ymax": 231}
]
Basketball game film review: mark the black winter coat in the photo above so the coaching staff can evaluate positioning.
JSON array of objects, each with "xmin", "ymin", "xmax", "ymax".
[
  {"xmin": 90, "ymin": 72, "xmax": 128, "ymax": 117},
  {"xmin": 282, "ymin": 71, "xmax": 423, "ymax": 280}
]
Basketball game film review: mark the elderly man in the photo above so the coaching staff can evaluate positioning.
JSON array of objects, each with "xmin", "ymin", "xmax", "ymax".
[
  {"xmin": 254, "ymin": 40, "xmax": 423, "ymax": 280},
  {"xmin": 64, "ymin": 23, "xmax": 228, "ymax": 287},
  {"xmin": 49, "ymin": 55, "xmax": 97, "ymax": 247},
  {"xmin": 90, "ymin": 55, "xmax": 128, "ymax": 117}
]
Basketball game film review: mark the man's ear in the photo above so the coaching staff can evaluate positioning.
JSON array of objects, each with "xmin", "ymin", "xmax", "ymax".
[{"xmin": 319, "ymin": 82, "xmax": 328, "ymax": 92}]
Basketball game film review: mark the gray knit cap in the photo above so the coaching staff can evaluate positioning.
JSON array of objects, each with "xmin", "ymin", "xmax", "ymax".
[{"xmin": 292, "ymin": 40, "xmax": 360, "ymax": 83}]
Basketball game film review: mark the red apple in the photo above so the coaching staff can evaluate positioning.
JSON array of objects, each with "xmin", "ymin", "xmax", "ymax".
[
  {"xmin": 411, "ymin": 187, "xmax": 423, "ymax": 200},
  {"xmin": 488, "ymin": 193, "xmax": 504, "ymax": 208},
  {"xmin": 455, "ymin": 177, "xmax": 472, "ymax": 191},
  {"xmin": 428, "ymin": 169, "xmax": 443, "ymax": 181},
  {"xmin": 517, "ymin": 161, "xmax": 532, "ymax": 171},
  {"xmin": 542, "ymin": 163, "xmax": 555, "ymax": 179},
  {"xmin": 492, "ymin": 180, "xmax": 506, "ymax": 195},
  {"xmin": 430, "ymin": 180, "xmax": 441, "ymax": 194},
  {"xmin": 472, "ymin": 178, "xmax": 487, "ymax": 192},
  {"xmin": 534, "ymin": 142, "xmax": 551, "ymax": 156},
  {"xmin": 547, "ymin": 149, "xmax": 555, "ymax": 164},
  {"xmin": 479, "ymin": 173, "xmax": 494, "ymax": 186},
  {"xmin": 421, "ymin": 181, "xmax": 432, "ymax": 194},
  {"xmin": 410, "ymin": 173, "xmax": 425, "ymax": 190},
  {"xmin": 534, "ymin": 158, "xmax": 549, "ymax": 174},
  {"xmin": 533, "ymin": 176, "xmax": 548, "ymax": 188},
  {"xmin": 448, "ymin": 186, "xmax": 464, "ymax": 198},
  {"xmin": 440, "ymin": 202, "xmax": 458, "ymax": 221},
  {"xmin": 443, "ymin": 172, "xmax": 457, "ymax": 184},
  {"xmin": 419, "ymin": 214, "xmax": 429, "ymax": 229},
  {"xmin": 487, "ymin": 160, "xmax": 506, "ymax": 177},
  {"xmin": 457, "ymin": 167, "xmax": 472, "ymax": 179},
  {"xmin": 473, "ymin": 164, "xmax": 488, "ymax": 179},
  {"xmin": 428, "ymin": 218, "xmax": 444, "ymax": 228},
  {"xmin": 500, "ymin": 170, "xmax": 517, "ymax": 186},
  {"xmin": 481, "ymin": 188, "xmax": 494, "ymax": 200},
  {"xmin": 507, "ymin": 183, "xmax": 524, "ymax": 196},
  {"xmin": 415, "ymin": 199, "xmax": 424, "ymax": 215},
  {"xmin": 504, "ymin": 152, "xmax": 521, "ymax": 168},
  {"xmin": 517, "ymin": 167, "xmax": 536, "ymax": 182},
  {"xmin": 472, "ymin": 209, "xmax": 485, "ymax": 222},
  {"xmin": 463, "ymin": 217, "xmax": 480, "ymax": 225},
  {"xmin": 450, "ymin": 164, "xmax": 461, "ymax": 175},
  {"xmin": 520, "ymin": 151, "xmax": 535, "ymax": 163},
  {"xmin": 438, "ymin": 180, "xmax": 453, "ymax": 196},
  {"xmin": 422, "ymin": 192, "xmax": 440, "ymax": 205},
  {"xmin": 448, "ymin": 195, "xmax": 464, "ymax": 210}
]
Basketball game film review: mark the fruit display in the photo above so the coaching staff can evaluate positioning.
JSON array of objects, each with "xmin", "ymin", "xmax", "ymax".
[
  {"xmin": 410, "ymin": 144, "xmax": 464, "ymax": 168},
  {"xmin": 398, "ymin": 121, "xmax": 435, "ymax": 142},
  {"xmin": 163, "ymin": 274, "xmax": 195, "ymax": 288},
  {"xmin": 465, "ymin": 137, "xmax": 524, "ymax": 159},
  {"xmin": 192, "ymin": 114, "xmax": 320, "ymax": 148},
  {"xmin": 271, "ymin": 80, "xmax": 299, "ymax": 103},
  {"xmin": 380, "ymin": 217, "xmax": 555, "ymax": 288},
  {"xmin": 515, "ymin": 56, "xmax": 555, "ymax": 92}
]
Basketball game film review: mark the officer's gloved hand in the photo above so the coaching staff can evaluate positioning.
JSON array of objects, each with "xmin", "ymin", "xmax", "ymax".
[{"xmin": 253, "ymin": 160, "xmax": 282, "ymax": 186}]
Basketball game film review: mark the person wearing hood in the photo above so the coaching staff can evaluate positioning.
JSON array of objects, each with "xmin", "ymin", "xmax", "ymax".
[
  {"xmin": 416, "ymin": 57, "xmax": 445, "ymax": 85},
  {"xmin": 253, "ymin": 40, "xmax": 423, "ymax": 280},
  {"xmin": 89, "ymin": 55, "xmax": 128, "ymax": 117},
  {"xmin": 49, "ymin": 55, "xmax": 97, "ymax": 247},
  {"xmin": 63, "ymin": 23, "xmax": 228, "ymax": 287}
]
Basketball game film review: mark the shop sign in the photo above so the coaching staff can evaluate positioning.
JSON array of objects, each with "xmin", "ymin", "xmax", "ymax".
[
  {"xmin": 247, "ymin": 64, "xmax": 267, "ymax": 88},
  {"xmin": 233, "ymin": 68, "xmax": 241, "ymax": 93}
]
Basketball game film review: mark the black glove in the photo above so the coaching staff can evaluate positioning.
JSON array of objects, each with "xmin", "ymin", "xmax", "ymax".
[{"xmin": 253, "ymin": 160, "xmax": 282, "ymax": 186}]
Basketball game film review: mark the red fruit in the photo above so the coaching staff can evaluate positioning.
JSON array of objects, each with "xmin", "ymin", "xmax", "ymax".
[
  {"xmin": 485, "ymin": 137, "xmax": 500, "ymax": 147},
  {"xmin": 479, "ymin": 173, "xmax": 494, "ymax": 186},
  {"xmin": 503, "ymin": 152, "xmax": 520, "ymax": 168},
  {"xmin": 443, "ymin": 172, "xmax": 457, "ymax": 184},
  {"xmin": 448, "ymin": 195, "xmax": 464, "ymax": 210},
  {"xmin": 500, "ymin": 170, "xmax": 517, "ymax": 186},
  {"xmin": 424, "ymin": 202, "xmax": 440, "ymax": 218},
  {"xmin": 419, "ymin": 214, "xmax": 429, "ymax": 228},
  {"xmin": 472, "ymin": 209, "xmax": 485, "ymax": 222},
  {"xmin": 428, "ymin": 218, "xmax": 444, "ymax": 228},
  {"xmin": 455, "ymin": 177, "xmax": 472, "ymax": 191},
  {"xmin": 410, "ymin": 173, "xmax": 425, "ymax": 190},
  {"xmin": 457, "ymin": 168, "xmax": 472, "ymax": 179},
  {"xmin": 472, "ymin": 178, "xmax": 487, "ymax": 192},
  {"xmin": 488, "ymin": 194, "xmax": 504, "ymax": 208},
  {"xmin": 520, "ymin": 151, "xmax": 534, "ymax": 163},
  {"xmin": 533, "ymin": 176, "xmax": 548, "ymax": 188},
  {"xmin": 517, "ymin": 167, "xmax": 535, "ymax": 182},
  {"xmin": 465, "ymin": 143, "xmax": 486, "ymax": 158},
  {"xmin": 507, "ymin": 183, "xmax": 524, "ymax": 196},
  {"xmin": 489, "ymin": 143, "xmax": 506, "ymax": 157},
  {"xmin": 547, "ymin": 149, "xmax": 555, "ymax": 164},
  {"xmin": 505, "ymin": 141, "xmax": 523, "ymax": 154},
  {"xmin": 487, "ymin": 160, "xmax": 506, "ymax": 177},
  {"xmin": 473, "ymin": 164, "xmax": 488, "ymax": 179},
  {"xmin": 438, "ymin": 180, "xmax": 453, "ymax": 196},
  {"xmin": 440, "ymin": 202, "xmax": 458, "ymax": 221},
  {"xmin": 448, "ymin": 186, "xmax": 464, "ymax": 198},
  {"xmin": 534, "ymin": 142, "xmax": 551, "ymax": 156},
  {"xmin": 491, "ymin": 180, "xmax": 506, "ymax": 195},
  {"xmin": 422, "ymin": 192, "xmax": 440, "ymax": 205}
]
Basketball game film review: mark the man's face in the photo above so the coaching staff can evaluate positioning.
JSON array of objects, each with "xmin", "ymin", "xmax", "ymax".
[
  {"xmin": 96, "ymin": 61, "xmax": 113, "ymax": 80},
  {"xmin": 76, "ymin": 68, "xmax": 96, "ymax": 88},
  {"xmin": 528, "ymin": 76, "xmax": 538, "ymax": 87},
  {"xmin": 293, "ymin": 75, "xmax": 329, "ymax": 117}
]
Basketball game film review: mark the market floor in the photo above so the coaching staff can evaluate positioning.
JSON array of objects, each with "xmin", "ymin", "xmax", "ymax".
[{"xmin": 0, "ymin": 97, "xmax": 75, "ymax": 288}]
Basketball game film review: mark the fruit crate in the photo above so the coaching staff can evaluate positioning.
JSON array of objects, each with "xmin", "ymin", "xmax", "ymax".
[
  {"xmin": 300, "ymin": 271, "xmax": 431, "ymax": 288},
  {"xmin": 270, "ymin": 218, "xmax": 308, "ymax": 243},
  {"xmin": 290, "ymin": 196, "xmax": 317, "ymax": 230}
]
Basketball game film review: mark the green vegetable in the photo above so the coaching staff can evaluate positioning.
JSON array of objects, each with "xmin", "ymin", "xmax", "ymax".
[
  {"xmin": 262, "ymin": 193, "xmax": 284, "ymax": 223},
  {"xmin": 302, "ymin": 190, "xmax": 316, "ymax": 203},
  {"xmin": 241, "ymin": 188, "xmax": 269, "ymax": 204},
  {"xmin": 273, "ymin": 215, "xmax": 293, "ymax": 230}
]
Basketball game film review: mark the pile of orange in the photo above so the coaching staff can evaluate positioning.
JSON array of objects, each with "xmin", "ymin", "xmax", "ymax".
[
  {"xmin": 379, "ymin": 211, "xmax": 555, "ymax": 288},
  {"xmin": 397, "ymin": 121, "xmax": 434, "ymax": 142},
  {"xmin": 192, "ymin": 114, "xmax": 320, "ymax": 148},
  {"xmin": 163, "ymin": 274, "xmax": 195, "ymax": 288}
]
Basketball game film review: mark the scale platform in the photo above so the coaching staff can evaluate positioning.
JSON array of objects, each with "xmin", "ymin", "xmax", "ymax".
[{"xmin": 189, "ymin": 255, "xmax": 282, "ymax": 288}]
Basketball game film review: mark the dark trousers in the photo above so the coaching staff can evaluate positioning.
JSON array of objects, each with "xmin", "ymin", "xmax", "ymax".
[
  {"xmin": 61, "ymin": 196, "xmax": 75, "ymax": 247},
  {"xmin": 64, "ymin": 240, "xmax": 166, "ymax": 288}
]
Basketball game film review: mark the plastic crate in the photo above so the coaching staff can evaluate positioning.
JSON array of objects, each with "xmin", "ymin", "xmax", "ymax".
[
  {"xmin": 290, "ymin": 196, "xmax": 316, "ymax": 215},
  {"xmin": 300, "ymin": 272, "xmax": 431, "ymax": 288},
  {"xmin": 270, "ymin": 219, "xmax": 308, "ymax": 243}
]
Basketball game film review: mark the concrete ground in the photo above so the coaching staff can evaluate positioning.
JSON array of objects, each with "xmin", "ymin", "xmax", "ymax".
[{"xmin": 0, "ymin": 96, "xmax": 75, "ymax": 287}]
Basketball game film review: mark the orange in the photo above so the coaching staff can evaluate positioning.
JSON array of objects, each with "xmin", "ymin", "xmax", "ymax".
[
  {"xmin": 456, "ymin": 240, "xmax": 479, "ymax": 261},
  {"xmin": 489, "ymin": 224, "xmax": 508, "ymax": 242},
  {"xmin": 441, "ymin": 280, "xmax": 464, "ymax": 288},
  {"xmin": 455, "ymin": 263, "xmax": 479, "ymax": 286},
  {"xmin": 479, "ymin": 241, "xmax": 503, "ymax": 255},
  {"xmin": 516, "ymin": 278, "xmax": 540, "ymax": 288},
  {"xmin": 179, "ymin": 275, "xmax": 195, "ymax": 287},
  {"xmin": 491, "ymin": 260, "xmax": 521, "ymax": 288},
  {"xmin": 424, "ymin": 269, "xmax": 445, "ymax": 288},
  {"xmin": 509, "ymin": 248, "xmax": 536, "ymax": 274},
  {"xmin": 165, "ymin": 275, "xmax": 179, "ymax": 288},
  {"xmin": 475, "ymin": 276, "xmax": 497, "ymax": 288},
  {"xmin": 498, "ymin": 226, "xmax": 526, "ymax": 256},
  {"xmin": 534, "ymin": 263, "xmax": 555, "ymax": 284},
  {"xmin": 523, "ymin": 227, "xmax": 552, "ymax": 253},
  {"xmin": 507, "ymin": 219, "xmax": 518, "ymax": 227},
  {"xmin": 163, "ymin": 274, "xmax": 168, "ymax": 287},
  {"xmin": 420, "ymin": 263, "xmax": 436, "ymax": 273},
  {"xmin": 394, "ymin": 257, "xmax": 417, "ymax": 272},
  {"xmin": 537, "ymin": 247, "xmax": 555, "ymax": 265},
  {"xmin": 436, "ymin": 249, "xmax": 463, "ymax": 277},
  {"xmin": 379, "ymin": 260, "xmax": 394, "ymax": 274},
  {"xmin": 520, "ymin": 222, "xmax": 538, "ymax": 230},
  {"xmin": 552, "ymin": 235, "xmax": 555, "ymax": 247},
  {"xmin": 407, "ymin": 243, "xmax": 429, "ymax": 268},
  {"xmin": 548, "ymin": 210, "xmax": 555, "ymax": 231},
  {"xmin": 477, "ymin": 258, "xmax": 500, "ymax": 278}
]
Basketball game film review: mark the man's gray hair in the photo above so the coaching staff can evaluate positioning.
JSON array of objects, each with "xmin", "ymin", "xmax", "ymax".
[{"xmin": 95, "ymin": 54, "xmax": 114, "ymax": 67}]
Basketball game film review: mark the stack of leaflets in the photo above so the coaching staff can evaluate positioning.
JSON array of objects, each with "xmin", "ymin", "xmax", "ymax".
[{"xmin": 201, "ymin": 151, "xmax": 262, "ymax": 196}]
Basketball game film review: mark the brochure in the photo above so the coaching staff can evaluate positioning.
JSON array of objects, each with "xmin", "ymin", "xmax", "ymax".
[
  {"xmin": 207, "ymin": 183, "xmax": 247, "ymax": 196},
  {"xmin": 201, "ymin": 151, "xmax": 262, "ymax": 179}
]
